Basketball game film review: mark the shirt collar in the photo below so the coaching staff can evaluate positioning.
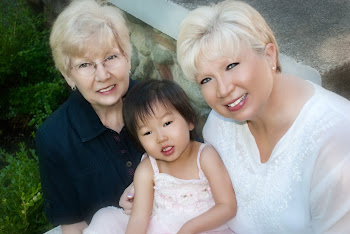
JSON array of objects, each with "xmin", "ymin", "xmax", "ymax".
[{"xmin": 68, "ymin": 78, "xmax": 138, "ymax": 142}]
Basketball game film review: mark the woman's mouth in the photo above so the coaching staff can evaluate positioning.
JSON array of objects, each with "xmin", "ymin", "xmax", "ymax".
[
  {"xmin": 228, "ymin": 93, "xmax": 247, "ymax": 107},
  {"xmin": 98, "ymin": 85, "xmax": 115, "ymax": 93}
]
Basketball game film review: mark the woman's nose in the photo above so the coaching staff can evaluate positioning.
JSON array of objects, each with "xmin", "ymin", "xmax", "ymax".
[
  {"xmin": 95, "ymin": 63, "xmax": 111, "ymax": 82},
  {"xmin": 216, "ymin": 75, "xmax": 234, "ymax": 98}
]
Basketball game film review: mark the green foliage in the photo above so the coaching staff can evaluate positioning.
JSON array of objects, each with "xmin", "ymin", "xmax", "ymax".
[
  {"xmin": 0, "ymin": 0, "xmax": 69, "ymax": 129},
  {"xmin": 0, "ymin": 143, "xmax": 53, "ymax": 233},
  {"xmin": 8, "ymin": 76, "xmax": 68, "ymax": 129},
  {"xmin": 0, "ymin": 1, "xmax": 67, "ymax": 232}
]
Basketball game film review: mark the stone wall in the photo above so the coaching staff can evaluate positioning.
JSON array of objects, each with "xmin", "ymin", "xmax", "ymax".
[{"xmin": 125, "ymin": 13, "xmax": 210, "ymax": 134}]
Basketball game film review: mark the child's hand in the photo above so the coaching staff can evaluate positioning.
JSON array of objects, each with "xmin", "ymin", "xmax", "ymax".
[{"xmin": 119, "ymin": 183, "xmax": 134, "ymax": 215}]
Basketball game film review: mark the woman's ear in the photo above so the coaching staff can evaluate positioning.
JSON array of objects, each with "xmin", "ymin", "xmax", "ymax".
[
  {"xmin": 61, "ymin": 71, "xmax": 76, "ymax": 89},
  {"xmin": 264, "ymin": 43, "xmax": 277, "ymax": 68}
]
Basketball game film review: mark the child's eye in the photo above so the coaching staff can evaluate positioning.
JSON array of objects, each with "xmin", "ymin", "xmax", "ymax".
[
  {"xmin": 163, "ymin": 121, "xmax": 172, "ymax": 127},
  {"xmin": 200, "ymin": 77, "xmax": 212, "ymax": 85},
  {"xmin": 143, "ymin": 131, "xmax": 152, "ymax": 136},
  {"xmin": 227, "ymin": 63, "xmax": 239, "ymax": 70}
]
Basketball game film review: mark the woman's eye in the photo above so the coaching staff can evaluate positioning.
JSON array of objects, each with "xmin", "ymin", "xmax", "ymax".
[
  {"xmin": 105, "ymin": 54, "xmax": 118, "ymax": 61},
  {"xmin": 200, "ymin": 77, "xmax": 212, "ymax": 85},
  {"xmin": 78, "ymin": 63, "xmax": 92, "ymax": 69},
  {"xmin": 227, "ymin": 63, "xmax": 238, "ymax": 70},
  {"xmin": 164, "ymin": 121, "xmax": 172, "ymax": 127}
]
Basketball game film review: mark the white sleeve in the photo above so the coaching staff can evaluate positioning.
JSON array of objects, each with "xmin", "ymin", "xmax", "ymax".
[
  {"xmin": 202, "ymin": 110, "xmax": 217, "ymax": 146},
  {"xmin": 310, "ymin": 126, "xmax": 350, "ymax": 233}
]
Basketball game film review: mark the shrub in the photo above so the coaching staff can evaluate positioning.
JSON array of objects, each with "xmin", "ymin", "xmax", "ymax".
[
  {"xmin": 0, "ymin": 0, "xmax": 69, "ymax": 129},
  {"xmin": 0, "ymin": 143, "xmax": 53, "ymax": 233},
  {"xmin": 0, "ymin": 1, "xmax": 67, "ymax": 232},
  {"xmin": 8, "ymin": 76, "xmax": 68, "ymax": 129}
]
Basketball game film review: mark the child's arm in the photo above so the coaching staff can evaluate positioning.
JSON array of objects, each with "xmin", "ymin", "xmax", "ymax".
[
  {"xmin": 178, "ymin": 145, "xmax": 237, "ymax": 234},
  {"xmin": 125, "ymin": 157, "xmax": 154, "ymax": 234}
]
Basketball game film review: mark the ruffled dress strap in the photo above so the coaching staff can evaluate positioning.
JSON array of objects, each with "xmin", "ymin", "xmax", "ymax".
[
  {"xmin": 148, "ymin": 155, "xmax": 159, "ymax": 175},
  {"xmin": 197, "ymin": 143, "xmax": 207, "ymax": 179}
]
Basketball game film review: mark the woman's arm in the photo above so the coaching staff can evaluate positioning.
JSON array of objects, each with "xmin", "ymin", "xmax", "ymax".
[
  {"xmin": 62, "ymin": 221, "xmax": 88, "ymax": 234},
  {"xmin": 178, "ymin": 145, "xmax": 236, "ymax": 234},
  {"xmin": 310, "ymin": 131, "xmax": 350, "ymax": 233},
  {"xmin": 125, "ymin": 158, "xmax": 154, "ymax": 234}
]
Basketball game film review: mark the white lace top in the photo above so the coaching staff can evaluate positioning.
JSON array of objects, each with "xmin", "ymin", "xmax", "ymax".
[{"xmin": 203, "ymin": 82, "xmax": 350, "ymax": 233}]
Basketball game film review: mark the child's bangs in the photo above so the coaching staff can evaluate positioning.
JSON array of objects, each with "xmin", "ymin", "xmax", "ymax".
[{"xmin": 136, "ymin": 96, "xmax": 173, "ymax": 127}]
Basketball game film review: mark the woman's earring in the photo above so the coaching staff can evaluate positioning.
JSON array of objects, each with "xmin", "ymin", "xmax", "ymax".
[
  {"xmin": 71, "ymin": 86, "xmax": 76, "ymax": 91},
  {"xmin": 272, "ymin": 66, "xmax": 276, "ymax": 70},
  {"xmin": 128, "ymin": 70, "xmax": 131, "ymax": 75}
]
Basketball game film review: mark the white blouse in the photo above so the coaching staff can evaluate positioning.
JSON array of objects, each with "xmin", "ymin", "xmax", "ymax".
[{"xmin": 203, "ymin": 82, "xmax": 350, "ymax": 233}]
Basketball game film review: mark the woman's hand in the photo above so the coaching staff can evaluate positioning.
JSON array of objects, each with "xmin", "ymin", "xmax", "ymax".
[{"xmin": 119, "ymin": 183, "xmax": 134, "ymax": 215}]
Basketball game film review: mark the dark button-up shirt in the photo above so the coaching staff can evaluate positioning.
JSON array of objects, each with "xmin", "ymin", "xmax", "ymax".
[{"xmin": 36, "ymin": 79, "xmax": 143, "ymax": 225}]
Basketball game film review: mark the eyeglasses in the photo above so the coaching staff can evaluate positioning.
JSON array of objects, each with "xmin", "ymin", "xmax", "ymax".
[{"xmin": 71, "ymin": 53, "xmax": 124, "ymax": 76}]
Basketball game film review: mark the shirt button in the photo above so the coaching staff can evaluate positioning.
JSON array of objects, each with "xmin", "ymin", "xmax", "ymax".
[{"xmin": 126, "ymin": 161, "xmax": 132, "ymax": 167}]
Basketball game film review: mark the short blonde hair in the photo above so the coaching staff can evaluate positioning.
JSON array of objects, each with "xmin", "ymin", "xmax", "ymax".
[
  {"xmin": 50, "ymin": 0, "xmax": 131, "ymax": 75},
  {"xmin": 177, "ymin": 0, "xmax": 281, "ymax": 82}
]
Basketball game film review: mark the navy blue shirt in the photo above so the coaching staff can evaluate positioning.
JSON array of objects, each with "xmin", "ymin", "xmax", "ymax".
[{"xmin": 36, "ymin": 79, "xmax": 143, "ymax": 225}]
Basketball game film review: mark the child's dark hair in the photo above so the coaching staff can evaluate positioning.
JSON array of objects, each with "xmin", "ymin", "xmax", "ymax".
[{"xmin": 123, "ymin": 79, "xmax": 197, "ymax": 151}]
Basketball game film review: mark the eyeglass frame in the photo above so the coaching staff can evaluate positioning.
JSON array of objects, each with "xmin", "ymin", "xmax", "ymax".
[{"xmin": 70, "ymin": 52, "xmax": 125, "ymax": 76}]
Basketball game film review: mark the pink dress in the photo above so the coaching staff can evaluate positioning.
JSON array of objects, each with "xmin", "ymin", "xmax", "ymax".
[{"xmin": 84, "ymin": 144, "xmax": 233, "ymax": 234}]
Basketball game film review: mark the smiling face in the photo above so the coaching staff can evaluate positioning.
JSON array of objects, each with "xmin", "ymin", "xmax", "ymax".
[
  {"xmin": 64, "ymin": 45, "xmax": 131, "ymax": 111},
  {"xmin": 196, "ymin": 45, "xmax": 276, "ymax": 122},
  {"xmin": 137, "ymin": 103, "xmax": 194, "ymax": 162}
]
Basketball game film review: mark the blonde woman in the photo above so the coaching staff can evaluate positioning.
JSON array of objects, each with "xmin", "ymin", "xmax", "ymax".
[
  {"xmin": 177, "ymin": 0, "xmax": 350, "ymax": 233},
  {"xmin": 35, "ymin": 0, "xmax": 142, "ymax": 233}
]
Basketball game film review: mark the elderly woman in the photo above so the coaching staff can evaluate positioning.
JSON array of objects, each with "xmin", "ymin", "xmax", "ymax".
[
  {"xmin": 35, "ymin": 0, "xmax": 142, "ymax": 233},
  {"xmin": 177, "ymin": 0, "xmax": 350, "ymax": 233}
]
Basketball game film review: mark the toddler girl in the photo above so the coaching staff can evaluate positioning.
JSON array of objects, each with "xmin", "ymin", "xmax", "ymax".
[{"xmin": 84, "ymin": 79, "xmax": 236, "ymax": 233}]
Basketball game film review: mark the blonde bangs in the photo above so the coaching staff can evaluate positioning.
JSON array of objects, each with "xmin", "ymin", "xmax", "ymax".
[
  {"xmin": 196, "ymin": 29, "xmax": 243, "ymax": 66},
  {"xmin": 64, "ymin": 23, "xmax": 119, "ymax": 59}
]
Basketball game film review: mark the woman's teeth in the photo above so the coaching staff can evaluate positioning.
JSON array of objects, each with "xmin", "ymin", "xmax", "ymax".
[
  {"xmin": 228, "ymin": 93, "xmax": 247, "ymax": 107},
  {"xmin": 99, "ymin": 85, "xmax": 115, "ymax": 92}
]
